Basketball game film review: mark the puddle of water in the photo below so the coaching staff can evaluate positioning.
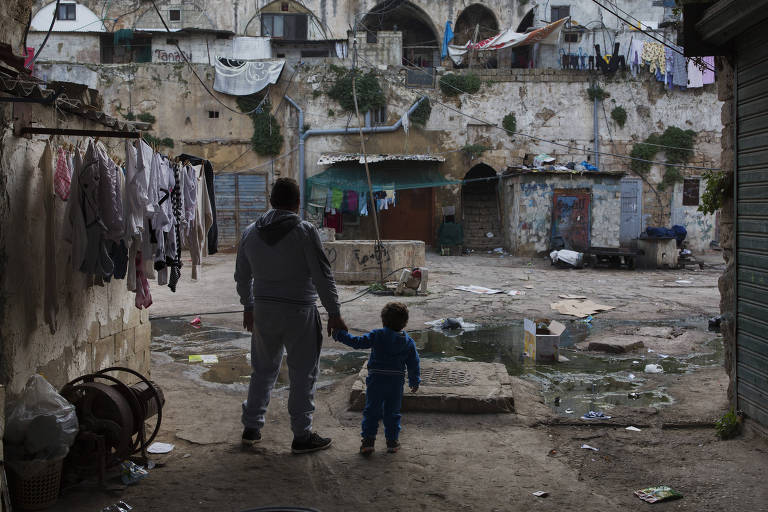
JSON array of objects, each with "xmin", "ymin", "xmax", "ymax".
[{"xmin": 152, "ymin": 317, "xmax": 723, "ymax": 418}]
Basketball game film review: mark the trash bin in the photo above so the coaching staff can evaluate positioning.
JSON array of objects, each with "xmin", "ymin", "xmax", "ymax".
[{"xmin": 7, "ymin": 458, "xmax": 63, "ymax": 510}]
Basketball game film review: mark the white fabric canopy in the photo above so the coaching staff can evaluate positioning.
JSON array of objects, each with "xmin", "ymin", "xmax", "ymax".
[
  {"xmin": 213, "ymin": 58, "xmax": 285, "ymax": 96},
  {"xmin": 448, "ymin": 17, "xmax": 569, "ymax": 63}
]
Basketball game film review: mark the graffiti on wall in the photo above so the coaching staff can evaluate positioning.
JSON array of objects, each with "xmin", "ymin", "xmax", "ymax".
[{"xmin": 154, "ymin": 49, "xmax": 192, "ymax": 62}]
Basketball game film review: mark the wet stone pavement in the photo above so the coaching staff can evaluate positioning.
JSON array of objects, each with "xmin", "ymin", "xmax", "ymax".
[{"xmin": 151, "ymin": 315, "xmax": 723, "ymax": 420}]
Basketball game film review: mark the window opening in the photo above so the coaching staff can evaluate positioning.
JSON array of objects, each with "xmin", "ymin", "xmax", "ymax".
[
  {"xmin": 262, "ymin": 13, "xmax": 308, "ymax": 39},
  {"xmin": 367, "ymin": 31, "xmax": 378, "ymax": 44},
  {"xmin": 57, "ymin": 3, "xmax": 76, "ymax": 21},
  {"xmin": 682, "ymin": 178, "xmax": 700, "ymax": 206},
  {"xmin": 551, "ymin": 6, "xmax": 570, "ymax": 21},
  {"xmin": 169, "ymin": 9, "xmax": 181, "ymax": 21},
  {"xmin": 564, "ymin": 32, "xmax": 579, "ymax": 43},
  {"xmin": 208, "ymin": 111, "xmax": 220, "ymax": 119}
]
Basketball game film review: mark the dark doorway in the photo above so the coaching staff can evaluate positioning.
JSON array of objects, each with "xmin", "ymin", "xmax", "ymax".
[
  {"xmin": 461, "ymin": 164, "xmax": 501, "ymax": 249},
  {"xmin": 380, "ymin": 188, "xmax": 435, "ymax": 245},
  {"xmin": 551, "ymin": 188, "xmax": 591, "ymax": 251},
  {"xmin": 511, "ymin": 8, "xmax": 535, "ymax": 68},
  {"xmin": 454, "ymin": 4, "xmax": 499, "ymax": 69},
  {"xmin": 362, "ymin": 1, "xmax": 439, "ymax": 68}
]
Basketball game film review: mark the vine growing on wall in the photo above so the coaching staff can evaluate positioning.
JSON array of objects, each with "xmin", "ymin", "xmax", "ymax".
[
  {"xmin": 237, "ymin": 93, "xmax": 284, "ymax": 156},
  {"xmin": 327, "ymin": 68, "xmax": 386, "ymax": 114},
  {"xmin": 410, "ymin": 98, "xmax": 431, "ymax": 127},
  {"xmin": 461, "ymin": 143, "xmax": 490, "ymax": 159},
  {"xmin": 439, "ymin": 73, "xmax": 481, "ymax": 96},
  {"xmin": 586, "ymin": 84, "xmax": 609, "ymax": 101},
  {"xmin": 629, "ymin": 126, "xmax": 696, "ymax": 189},
  {"xmin": 610, "ymin": 106, "xmax": 627, "ymax": 128},
  {"xmin": 502, "ymin": 113, "xmax": 517, "ymax": 135},
  {"xmin": 143, "ymin": 134, "xmax": 174, "ymax": 149},
  {"xmin": 699, "ymin": 169, "xmax": 732, "ymax": 215}
]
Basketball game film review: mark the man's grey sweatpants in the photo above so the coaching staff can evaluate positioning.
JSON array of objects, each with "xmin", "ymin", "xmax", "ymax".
[{"xmin": 241, "ymin": 302, "xmax": 323, "ymax": 439}]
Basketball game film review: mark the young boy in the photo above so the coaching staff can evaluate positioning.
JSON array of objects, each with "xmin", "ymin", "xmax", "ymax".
[{"xmin": 333, "ymin": 302, "xmax": 420, "ymax": 455}]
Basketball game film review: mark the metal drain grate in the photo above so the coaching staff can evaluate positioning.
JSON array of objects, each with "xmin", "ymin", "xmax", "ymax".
[{"xmin": 419, "ymin": 367, "xmax": 476, "ymax": 387}]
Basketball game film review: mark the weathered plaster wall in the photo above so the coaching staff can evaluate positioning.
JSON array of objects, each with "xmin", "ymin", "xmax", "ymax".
[
  {"xmin": 1, "ymin": 0, "xmax": 35, "ymax": 54},
  {"xmin": 671, "ymin": 179, "xmax": 717, "ymax": 252},
  {"xmin": 503, "ymin": 173, "xmax": 623, "ymax": 255},
  {"xmin": 27, "ymin": 32, "xmax": 102, "ymax": 64},
  {"xmin": 351, "ymin": 31, "xmax": 403, "ymax": 68},
  {"xmin": 0, "ymin": 114, "xmax": 151, "ymax": 395}
]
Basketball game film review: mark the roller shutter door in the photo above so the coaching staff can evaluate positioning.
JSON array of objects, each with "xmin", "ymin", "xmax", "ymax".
[
  {"xmin": 214, "ymin": 173, "xmax": 268, "ymax": 247},
  {"xmin": 735, "ymin": 26, "xmax": 768, "ymax": 426}
]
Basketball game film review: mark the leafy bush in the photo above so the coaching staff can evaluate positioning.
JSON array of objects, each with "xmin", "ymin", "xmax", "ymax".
[
  {"xmin": 410, "ymin": 98, "xmax": 431, "ymax": 127},
  {"xmin": 327, "ymin": 109, "xmax": 335, "ymax": 117},
  {"xmin": 123, "ymin": 111, "xmax": 136, "ymax": 121},
  {"xmin": 461, "ymin": 143, "xmax": 490, "ymax": 159},
  {"xmin": 327, "ymin": 70, "xmax": 386, "ymax": 113},
  {"xmin": 587, "ymin": 84, "xmax": 609, "ymax": 101},
  {"xmin": 699, "ymin": 169, "xmax": 732, "ymax": 215},
  {"xmin": 629, "ymin": 127, "xmax": 696, "ymax": 183},
  {"xmin": 137, "ymin": 112, "xmax": 156, "ymax": 124},
  {"xmin": 611, "ymin": 106, "xmax": 627, "ymax": 128},
  {"xmin": 439, "ymin": 73, "xmax": 481, "ymax": 96},
  {"xmin": 502, "ymin": 113, "xmax": 516, "ymax": 135},
  {"xmin": 142, "ymin": 134, "xmax": 174, "ymax": 148},
  {"xmin": 715, "ymin": 409, "xmax": 741, "ymax": 440},
  {"xmin": 249, "ymin": 105, "xmax": 283, "ymax": 156}
]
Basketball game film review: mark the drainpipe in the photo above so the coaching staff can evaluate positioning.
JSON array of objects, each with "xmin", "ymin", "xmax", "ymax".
[
  {"xmin": 593, "ymin": 97, "xmax": 600, "ymax": 170},
  {"xmin": 284, "ymin": 95, "xmax": 428, "ymax": 219}
]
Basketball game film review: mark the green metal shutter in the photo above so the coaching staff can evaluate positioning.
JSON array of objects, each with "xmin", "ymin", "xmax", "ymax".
[{"xmin": 736, "ymin": 26, "xmax": 768, "ymax": 427}]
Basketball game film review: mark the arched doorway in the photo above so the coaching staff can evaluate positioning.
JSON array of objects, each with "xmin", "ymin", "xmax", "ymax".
[
  {"xmin": 512, "ymin": 8, "xmax": 535, "ymax": 68},
  {"xmin": 454, "ymin": 4, "xmax": 499, "ymax": 68},
  {"xmin": 462, "ymin": 164, "xmax": 501, "ymax": 249},
  {"xmin": 361, "ymin": 1, "xmax": 439, "ymax": 67}
]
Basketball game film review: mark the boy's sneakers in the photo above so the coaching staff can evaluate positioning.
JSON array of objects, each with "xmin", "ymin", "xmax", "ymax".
[
  {"xmin": 291, "ymin": 432, "xmax": 333, "ymax": 454},
  {"xmin": 360, "ymin": 437, "xmax": 375, "ymax": 456},
  {"xmin": 242, "ymin": 428, "xmax": 261, "ymax": 447},
  {"xmin": 386, "ymin": 439, "xmax": 401, "ymax": 453}
]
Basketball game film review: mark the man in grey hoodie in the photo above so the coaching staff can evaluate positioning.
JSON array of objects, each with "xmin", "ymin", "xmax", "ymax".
[{"xmin": 235, "ymin": 178, "xmax": 347, "ymax": 453}]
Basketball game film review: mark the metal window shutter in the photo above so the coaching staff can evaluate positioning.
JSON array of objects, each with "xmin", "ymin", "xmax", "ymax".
[
  {"xmin": 214, "ymin": 173, "xmax": 269, "ymax": 247},
  {"xmin": 736, "ymin": 26, "xmax": 768, "ymax": 427}
]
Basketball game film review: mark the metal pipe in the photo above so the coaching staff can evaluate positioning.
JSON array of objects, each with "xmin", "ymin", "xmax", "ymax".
[
  {"xmin": 593, "ymin": 97, "xmax": 600, "ymax": 170},
  {"xmin": 284, "ymin": 95, "xmax": 428, "ymax": 219}
]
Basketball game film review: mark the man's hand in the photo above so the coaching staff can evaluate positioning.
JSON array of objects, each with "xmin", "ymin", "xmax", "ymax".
[
  {"xmin": 243, "ymin": 310, "xmax": 254, "ymax": 333},
  {"xmin": 327, "ymin": 315, "xmax": 348, "ymax": 337}
]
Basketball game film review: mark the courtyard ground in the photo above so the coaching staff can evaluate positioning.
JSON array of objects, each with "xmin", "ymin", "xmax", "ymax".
[{"xmin": 57, "ymin": 251, "xmax": 768, "ymax": 512}]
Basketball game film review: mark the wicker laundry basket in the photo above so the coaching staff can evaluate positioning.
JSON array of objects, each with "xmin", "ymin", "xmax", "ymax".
[{"xmin": 7, "ymin": 458, "xmax": 63, "ymax": 510}]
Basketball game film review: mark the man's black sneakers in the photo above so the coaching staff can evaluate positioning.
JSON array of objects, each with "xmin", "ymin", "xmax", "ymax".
[
  {"xmin": 242, "ymin": 428, "xmax": 262, "ymax": 447},
  {"xmin": 386, "ymin": 439, "xmax": 401, "ymax": 453},
  {"xmin": 291, "ymin": 432, "xmax": 333, "ymax": 454}
]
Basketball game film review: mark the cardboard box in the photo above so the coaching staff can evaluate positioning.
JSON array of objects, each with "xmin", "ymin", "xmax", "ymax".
[{"xmin": 524, "ymin": 319, "xmax": 566, "ymax": 362}]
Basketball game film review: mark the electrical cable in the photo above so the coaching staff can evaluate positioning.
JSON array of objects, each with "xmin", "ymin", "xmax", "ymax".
[{"xmin": 29, "ymin": 0, "xmax": 60, "ymax": 66}]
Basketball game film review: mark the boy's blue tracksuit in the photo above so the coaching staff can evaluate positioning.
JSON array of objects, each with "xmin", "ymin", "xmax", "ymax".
[{"xmin": 333, "ymin": 328, "xmax": 420, "ymax": 440}]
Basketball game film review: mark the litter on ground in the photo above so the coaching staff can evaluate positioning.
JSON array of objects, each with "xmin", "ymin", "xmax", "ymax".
[
  {"xmin": 455, "ymin": 285, "xmax": 503, "ymax": 295},
  {"xmin": 507, "ymin": 290, "xmax": 525, "ymax": 296},
  {"xmin": 644, "ymin": 363, "xmax": 664, "ymax": 374},
  {"xmin": 532, "ymin": 491, "xmax": 549, "ymax": 498},
  {"xmin": 625, "ymin": 426, "xmax": 642, "ymax": 432},
  {"xmin": 581, "ymin": 444, "xmax": 599, "ymax": 451},
  {"xmin": 188, "ymin": 355, "xmax": 218, "ymax": 364},
  {"xmin": 634, "ymin": 486, "xmax": 683, "ymax": 503},
  {"xmin": 147, "ymin": 442, "xmax": 175, "ymax": 454},
  {"xmin": 581, "ymin": 411, "xmax": 612, "ymax": 420},
  {"xmin": 550, "ymin": 299, "xmax": 615, "ymax": 318}
]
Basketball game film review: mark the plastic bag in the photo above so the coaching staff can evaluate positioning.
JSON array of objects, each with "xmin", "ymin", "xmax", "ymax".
[{"xmin": 4, "ymin": 374, "xmax": 78, "ymax": 466}]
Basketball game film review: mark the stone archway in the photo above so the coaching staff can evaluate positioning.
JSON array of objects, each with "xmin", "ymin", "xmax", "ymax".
[
  {"xmin": 361, "ymin": 1, "xmax": 440, "ymax": 67},
  {"xmin": 454, "ymin": 4, "xmax": 499, "ymax": 45},
  {"xmin": 461, "ymin": 164, "xmax": 501, "ymax": 250}
]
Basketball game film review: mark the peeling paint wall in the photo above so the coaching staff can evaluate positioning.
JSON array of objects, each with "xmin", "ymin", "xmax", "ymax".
[
  {"xmin": 503, "ymin": 173, "xmax": 623, "ymax": 255},
  {"xmin": 671, "ymin": 179, "xmax": 717, "ymax": 252}
]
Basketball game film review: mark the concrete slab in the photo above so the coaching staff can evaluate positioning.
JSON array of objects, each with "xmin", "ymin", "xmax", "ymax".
[
  {"xmin": 583, "ymin": 335, "xmax": 645, "ymax": 354},
  {"xmin": 635, "ymin": 326, "xmax": 674, "ymax": 338},
  {"xmin": 349, "ymin": 361, "xmax": 514, "ymax": 413}
]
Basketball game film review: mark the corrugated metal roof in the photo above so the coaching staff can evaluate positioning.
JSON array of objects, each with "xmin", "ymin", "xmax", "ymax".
[
  {"xmin": 317, "ymin": 153, "xmax": 445, "ymax": 165},
  {"xmin": 0, "ymin": 67, "xmax": 138, "ymax": 132}
]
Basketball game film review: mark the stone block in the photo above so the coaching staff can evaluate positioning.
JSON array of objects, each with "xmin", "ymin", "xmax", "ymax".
[
  {"xmin": 115, "ymin": 328, "xmax": 136, "ymax": 362},
  {"xmin": 324, "ymin": 240, "xmax": 426, "ymax": 283},
  {"xmin": 349, "ymin": 361, "xmax": 514, "ymax": 413},
  {"xmin": 123, "ymin": 307, "xmax": 142, "ymax": 329},
  {"xmin": 582, "ymin": 335, "xmax": 644, "ymax": 354},
  {"xmin": 93, "ymin": 335, "xmax": 115, "ymax": 371},
  {"xmin": 135, "ymin": 323, "xmax": 152, "ymax": 356},
  {"xmin": 140, "ymin": 308, "xmax": 149, "ymax": 324}
]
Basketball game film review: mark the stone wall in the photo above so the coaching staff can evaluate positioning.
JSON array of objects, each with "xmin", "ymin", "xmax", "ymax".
[{"xmin": 0, "ymin": 107, "xmax": 151, "ymax": 395}]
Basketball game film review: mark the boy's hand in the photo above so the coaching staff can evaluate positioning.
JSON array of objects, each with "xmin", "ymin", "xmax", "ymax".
[{"xmin": 410, "ymin": 386, "xmax": 419, "ymax": 393}]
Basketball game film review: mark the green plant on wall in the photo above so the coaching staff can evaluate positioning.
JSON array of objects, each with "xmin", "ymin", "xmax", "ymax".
[
  {"xmin": 236, "ymin": 93, "xmax": 284, "ymax": 156},
  {"xmin": 587, "ymin": 84, "xmax": 609, "ymax": 101},
  {"xmin": 137, "ymin": 112, "xmax": 156, "ymax": 124},
  {"xmin": 611, "ymin": 106, "xmax": 627, "ymax": 128},
  {"xmin": 123, "ymin": 111, "xmax": 136, "ymax": 121},
  {"xmin": 699, "ymin": 169, "xmax": 732, "ymax": 215},
  {"xmin": 439, "ymin": 73, "xmax": 481, "ymax": 96},
  {"xmin": 327, "ymin": 69, "xmax": 386, "ymax": 114},
  {"xmin": 461, "ymin": 143, "xmax": 490, "ymax": 159},
  {"xmin": 502, "ymin": 113, "xmax": 516, "ymax": 135},
  {"xmin": 410, "ymin": 98, "xmax": 431, "ymax": 127},
  {"xmin": 143, "ymin": 134, "xmax": 174, "ymax": 148},
  {"xmin": 629, "ymin": 126, "xmax": 696, "ymax": 188}
]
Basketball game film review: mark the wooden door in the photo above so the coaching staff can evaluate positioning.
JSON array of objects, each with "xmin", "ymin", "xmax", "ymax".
[
  {"xmin": 551, "ymin": 189, "xmax": 591, "ymax": 251},
  {"xmin": 380, "ymin": 188, "xmax": 434, "ymax": 245}
]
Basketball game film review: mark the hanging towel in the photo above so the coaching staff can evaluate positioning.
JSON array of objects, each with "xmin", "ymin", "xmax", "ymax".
[
  {"xmin": 701, "ymin": 56, "xmax": 715, "ymax": 84},
  {"xmin": 42, "ymin": 141, "xmax": 58, "ymax": 334},
  {"xmin": 331, "ymin": 188, "xmax": 344, "ymax": 209},
  {"xmin": 360, "ymin": 192, "xmax": 368, "ymax": 216},
  {"xmin": 54, "ymin": 146, "xmax": 71, "ymax": 200},
  {"xmin": 687, "ymin": 59, "xmax": 704, "ymax": 88},
  {"xmin": 335, "ymin": 41, "xmax": 348, "ymax": 59},
  {"xmin": 442, "ymin": 21, "xmax": 454, "ymax": 59},
  {"xmin": 670, "ymin": 44, "xmax": 688, "ymax": 88}
]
